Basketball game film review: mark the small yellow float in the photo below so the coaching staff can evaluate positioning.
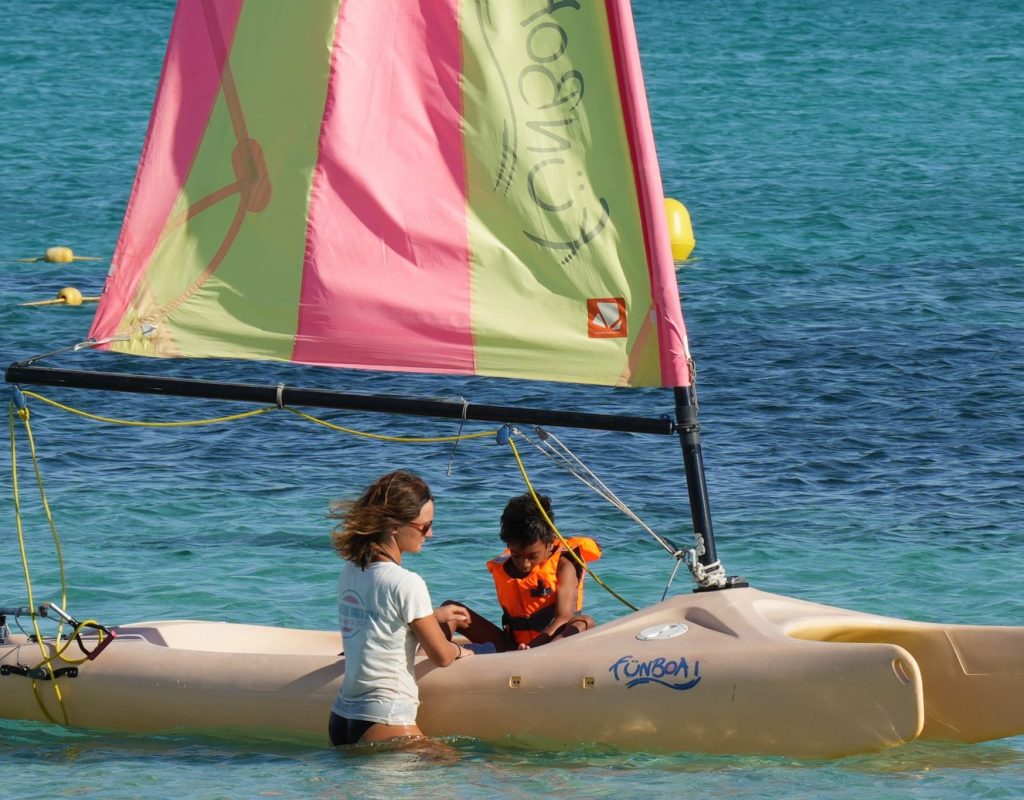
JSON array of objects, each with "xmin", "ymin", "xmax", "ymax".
[
  {"xmin": 19, "ymin": 287, "xmax": 100, "ymax": 307},
  {"xmin": 664, "ymin": 197, "xmax": 695, "ymax": 262}
]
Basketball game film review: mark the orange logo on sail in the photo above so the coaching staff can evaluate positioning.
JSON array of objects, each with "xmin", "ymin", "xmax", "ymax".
[{"xmin": 587, "ymin": 298, "xmax": 627, "ymax": 338}]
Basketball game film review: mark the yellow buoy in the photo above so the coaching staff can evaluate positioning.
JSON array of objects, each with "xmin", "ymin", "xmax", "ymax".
[
  {"xmin": 664, "ymin": 197, "xmax": 695, "ymax": 262},
  {"xmin": 57, "ymin": 286, "xmax": 84, "ymax": 306},
  {"xmin": 45, "ymin": 246, "xmax": 75, "ymax": 263},
  {"xmin": 19, "ymin": 286, "xmax": 100, "ymax": 307},
  {"xmin": 15, "ymin": 247, "xmax": 102, "ymax": 263}
]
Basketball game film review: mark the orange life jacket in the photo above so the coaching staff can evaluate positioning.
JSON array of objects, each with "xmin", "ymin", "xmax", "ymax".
[{"xmin": 486, "ymin": 536, "xmax": 601, "ymax": 646}]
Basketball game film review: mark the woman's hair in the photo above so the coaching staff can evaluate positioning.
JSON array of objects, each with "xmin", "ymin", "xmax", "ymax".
[
  {"xmin": 330, "ymin": 470, "xmax": 433, "ymax": 569},
  {"xmin": 500, "ymin": 492, "xmax": 555, "ymax": 548}
]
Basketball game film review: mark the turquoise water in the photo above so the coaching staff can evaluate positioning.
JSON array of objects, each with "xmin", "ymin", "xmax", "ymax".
[{"xmin": 2, "ymin": 0, "xmax": 1023, "ymax": 797}]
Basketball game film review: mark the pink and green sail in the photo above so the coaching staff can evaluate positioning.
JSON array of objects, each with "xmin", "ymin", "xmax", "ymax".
[{"xmin": 89, "ymin": 0, "xmax": 692, "ymax": 389}]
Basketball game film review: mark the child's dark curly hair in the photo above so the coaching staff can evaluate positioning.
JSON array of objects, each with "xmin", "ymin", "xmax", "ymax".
[{"xmin": 500, "ymin": 493, "xmax": 555, "ymax": 548}]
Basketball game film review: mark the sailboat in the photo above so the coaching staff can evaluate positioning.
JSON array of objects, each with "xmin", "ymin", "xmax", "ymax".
[{"xmin": 3, "ymin": 0, "xmax": 1023, "ymax": 757}]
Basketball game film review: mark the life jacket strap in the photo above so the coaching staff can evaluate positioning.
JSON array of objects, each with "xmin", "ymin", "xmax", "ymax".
[{"xmin": 502, "ymin": 605, "xmax": 556, "ymax": 632}]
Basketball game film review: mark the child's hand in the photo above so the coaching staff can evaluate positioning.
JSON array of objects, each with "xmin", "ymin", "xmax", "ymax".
[
  {"xmin": 517, "ymin": 642, "xmax": 530, "ymax": 650},
  {"xmin": 434, "ymin": 604, "xmax": 470, "ymax": 629}
]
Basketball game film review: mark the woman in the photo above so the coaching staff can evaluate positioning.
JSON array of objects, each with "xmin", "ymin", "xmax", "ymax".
[{"xmin": 328, "ymin": 470, "xmax": 472, "ymax": 746}]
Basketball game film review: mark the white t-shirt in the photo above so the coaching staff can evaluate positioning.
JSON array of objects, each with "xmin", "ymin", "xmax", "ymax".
[{"xmin": 332, "ymin": 560, "xmax": 434, "ymax": 725}]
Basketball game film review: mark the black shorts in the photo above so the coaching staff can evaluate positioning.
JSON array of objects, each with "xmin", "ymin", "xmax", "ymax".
[{"xmin": 328, "ymin": 712, "xmax": 376, "ymax": 746}]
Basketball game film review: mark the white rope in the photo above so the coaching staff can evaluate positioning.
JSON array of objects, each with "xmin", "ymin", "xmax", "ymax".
[
  {"xmin": 662, "ymin": 556, "xmax": 686, "ymax": 601},
  {"xmin": 688, "ymin": 554, "xmax": 726, "ymax": 589},
  {"xmin": 514, "ymin": 427, "xmax": 683, "ymax": 558},
  {"xmin": 512, "ymin": 427, "xmax": 725, "ymax": 593},
  {"xmin": 445, "ymin": 397, "xmax": 470, "ymax": 476}
]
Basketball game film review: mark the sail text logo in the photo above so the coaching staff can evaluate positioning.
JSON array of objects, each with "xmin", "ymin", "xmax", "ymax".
[
  {"xmin": 588, "ymin": 298, "xmax": 627, "ymax": 338},
  {"xmin": 609, "ymin": 655, "xmax": 702, "ymax": 690},
  {"xmin": 478, "ymin": 2, "xmax": 612, "ymax": 266}
]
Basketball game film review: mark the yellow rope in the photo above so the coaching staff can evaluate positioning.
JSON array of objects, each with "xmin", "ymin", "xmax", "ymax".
[
  {"xmin": 19, "ymin": 296, "xmax": 101, "ymax": 307},
  {"xmin": 22, "ymin": 409, "xmax": 69, "ymax": 617},
  {"xmin": 5, "ymin": 388, "xmax": 634, "ymax": 732},
  {"xmin": 5, "ymin": 391, "xmax": 337, "ymax": 725},
  {"xmin": 507, "ymin": 435, "xmax": 638, "ymax": 612},
  {"xmin": 283, "ymin": 407, "xmax": 497, "ymax": 443},
  {"xmin": 29, "ymin": 620, "xmax": 108, "ymax": 670},
  {"xmin": 8, "ymin": 402, "xmax": 68, "ymax": 725},
  {"xmin": 15, "ymin": 256, "xmax": 102, "ymax": 263},
  {"xmin": 23, "ymin": 391, "xmax": 497, "ymax": 443},
  {"xmin": 7, "ymin": 389, "xmax": 626, "ymax": 726},
  {"xmin": 23, "ymin": 391, "xmax": 275, "ymax": 427},
  {"xmin": 9, "ymin": 401, "xmax": 117, "ymax": 723}
]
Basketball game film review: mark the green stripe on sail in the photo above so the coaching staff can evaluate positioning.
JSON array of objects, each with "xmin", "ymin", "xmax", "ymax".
[
  {"xmin": 462, "ymin": 2, "xmax": 661, "ymax": 387},
  {"xmin": 126, "ymin": 1, "xmax": 340, "ymax": 361}
]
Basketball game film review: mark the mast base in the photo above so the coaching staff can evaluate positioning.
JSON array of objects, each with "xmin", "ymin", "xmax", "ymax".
[{"xmin": 694, "ymin": 575, "xmax": 750, "ymax": 593}]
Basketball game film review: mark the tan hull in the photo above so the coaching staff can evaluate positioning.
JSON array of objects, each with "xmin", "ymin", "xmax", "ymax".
[{"xmin": 1, "ymin": 588, "xmax": 1021, "ymax": 757}]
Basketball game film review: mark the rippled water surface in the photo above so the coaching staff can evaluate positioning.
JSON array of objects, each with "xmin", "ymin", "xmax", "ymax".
[{"xmin": 2, "ymin": 0, "xmax": 1022, "ymax": 797}]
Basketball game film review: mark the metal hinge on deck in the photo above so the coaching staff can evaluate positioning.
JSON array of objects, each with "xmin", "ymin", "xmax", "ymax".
[{"xmin": 0, "ymin": 664, "xmax": 79, "ymax": 680}]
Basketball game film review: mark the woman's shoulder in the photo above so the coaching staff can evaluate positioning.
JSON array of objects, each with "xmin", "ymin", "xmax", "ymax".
[{"xmin": 373, "ymin": 562, "xmax": 428, "ymax": 592}]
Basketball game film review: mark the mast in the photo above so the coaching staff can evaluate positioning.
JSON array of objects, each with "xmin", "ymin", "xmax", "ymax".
[{"xmin": 674, "ymin": 385, "xmax": 746, "ymax": 591}]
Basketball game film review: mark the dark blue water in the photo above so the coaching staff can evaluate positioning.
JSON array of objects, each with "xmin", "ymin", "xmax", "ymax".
[{"xmin": 2, "ymin": 0, "xmax": 1022, "ymax": 796}]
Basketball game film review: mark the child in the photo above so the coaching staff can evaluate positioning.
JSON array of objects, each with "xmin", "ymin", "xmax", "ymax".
[{"xmin": 445, "ymin": 492, "xmax": 601, "ymax": 651}]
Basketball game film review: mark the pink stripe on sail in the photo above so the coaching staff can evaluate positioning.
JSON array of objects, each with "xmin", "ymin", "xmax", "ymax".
[
  {"xmin": 604, "ymin": 0, "xmax": 691, "ymax": 388},
  {"xmin": 292, "ymin": 0, "xmax": 473, "ymax": 373},
  {"xmin": 90, "ymin": 0, "xmax": 245, "ymax": 340}
]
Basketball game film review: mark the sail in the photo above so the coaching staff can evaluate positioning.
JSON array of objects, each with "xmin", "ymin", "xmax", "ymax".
[{"xmin": 89, "ymin": 0, "xmax": 691, "ymax": 388}]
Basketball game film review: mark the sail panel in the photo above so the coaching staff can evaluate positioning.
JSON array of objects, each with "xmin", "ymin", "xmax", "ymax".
[
  {"xmin": 292, "ymin": 0, "xmax": 476, "ymax": 374},
  {"xmin": 90, "ymin": 0, "xmax": 245, "ymax": 349},
  {"xmin": 462, "ymin": 1, "xmax": 688, "ymax": 387},
  {"xmin": 90, "ymin": 0, "xmax": 691, "ymax": 388}
]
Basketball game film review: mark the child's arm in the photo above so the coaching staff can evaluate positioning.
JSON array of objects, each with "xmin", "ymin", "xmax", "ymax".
[{"xmin": 520, "ymin": 556, "xmax": 581, "ymax": 649}]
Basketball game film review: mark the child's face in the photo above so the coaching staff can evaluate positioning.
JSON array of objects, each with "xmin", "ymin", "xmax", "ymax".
[{"xmin": 507, "ymin": 539, "xmax": 556, "ymax": 575}]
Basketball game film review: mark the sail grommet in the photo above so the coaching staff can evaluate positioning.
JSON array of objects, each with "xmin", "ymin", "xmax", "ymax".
[{"xmin": 496, "ymin": 425, "xmax": 511, "ymax": 445}]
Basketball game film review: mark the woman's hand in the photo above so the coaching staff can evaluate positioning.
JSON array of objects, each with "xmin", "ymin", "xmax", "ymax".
[
  {"xmin": 412, "ymin": 615, "xmax": 471, "ymax": 667},
  {"xmin": 452, "ymin": 641, "xmax": 475, "ymax": 659}
]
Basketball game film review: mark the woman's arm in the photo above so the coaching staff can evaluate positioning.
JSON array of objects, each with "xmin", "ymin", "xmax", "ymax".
[
  {"xmin": 410, "ymin": 615, "xmax": 474, "ymax": 667},
  {"xmin": 522, "ymin": 556, "xmax": 581, "ymax": 648}
]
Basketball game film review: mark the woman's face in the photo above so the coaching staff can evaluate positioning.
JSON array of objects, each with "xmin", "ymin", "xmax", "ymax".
[{"xmin": 393, "ymin": 499, "xmax": 434, "ymax": 554}]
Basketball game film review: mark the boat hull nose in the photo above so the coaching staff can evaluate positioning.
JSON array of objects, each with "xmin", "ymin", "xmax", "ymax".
[{"xmin": 790, "ymin": 616, "xmax": 1024, "ymax": 745}]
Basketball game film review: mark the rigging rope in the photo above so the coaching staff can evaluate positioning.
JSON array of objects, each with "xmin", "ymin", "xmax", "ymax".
[
  {"xmin": 512, "ymin": 426, "xmax": 698, "ymax": 598},
  {"xmin": 505, "ymin": 431, "xmax": 639, "ymax": 612},
  {"xmin": 22, "ymin": 390, "xmax": 497, "ymax": 443},
  {"xmin": 7, "ymin": 387, "xmax": 682, "ymax": 684},
  {"xmin": 23, "ymin": 390, "xmax": 276, "ymax": 428},
  {"xmin": 284, "ymin": 406, "xmax": 497, "ymax": 443},
  {"xmin": 515, "ymin": 426, "xmax": 684, "ymax": 558},
  {"xmin": 8, "ymin": 399, "xmax": 70, "ymax": 724}
]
